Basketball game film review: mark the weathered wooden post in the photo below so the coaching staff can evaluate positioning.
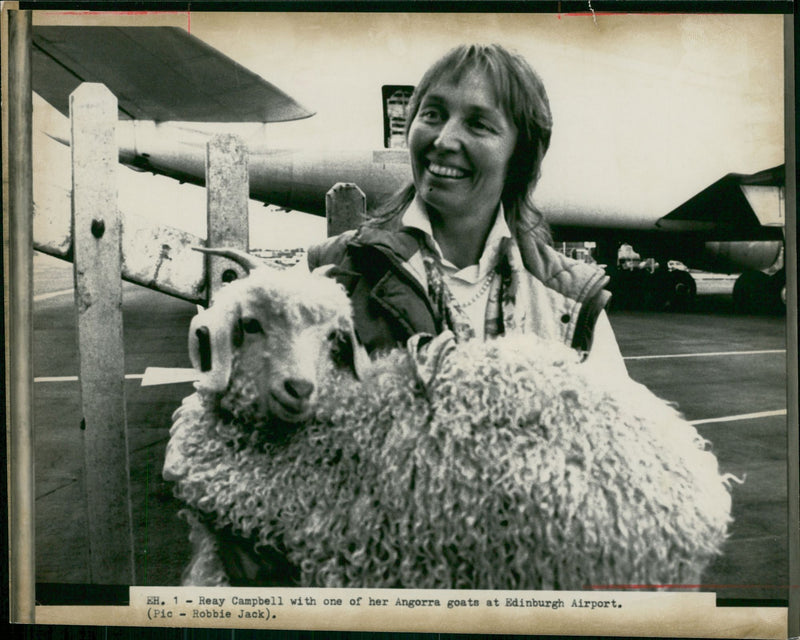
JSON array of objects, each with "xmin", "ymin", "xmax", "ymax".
[
  {"xmin": 8, "ymin": 7, "xmax": 35, "ymax": 622},
  {"xmin": 205, "ymin": 134, "xmax": 249, "ymax": 302},
  {"xmin": 326, "ymin": 182, "xmax": 366, "ymax": 237},
  {"xmin": 71, "ymin": 83, "xmax": 135, "ymax": 584}
]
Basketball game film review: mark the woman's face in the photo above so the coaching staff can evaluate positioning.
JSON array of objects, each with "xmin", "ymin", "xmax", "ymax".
[{"xmin": 408, "ymin": 69, "xmax": 518, "ymax": 225}]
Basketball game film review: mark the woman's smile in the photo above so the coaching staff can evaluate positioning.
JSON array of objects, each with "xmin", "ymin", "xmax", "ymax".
[{"xmin": 426, "ymin": 161, "xmax": 471, "ymax": 179}]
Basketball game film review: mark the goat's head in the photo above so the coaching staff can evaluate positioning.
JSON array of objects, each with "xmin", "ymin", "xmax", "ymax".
[{"xmin": 188, "ymin": 248, "xmax": 368, "ymax": 430}]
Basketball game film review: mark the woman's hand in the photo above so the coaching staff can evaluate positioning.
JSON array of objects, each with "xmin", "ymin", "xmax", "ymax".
[{"xmin": 406, "ymin": 331, "xmax": 458, "ymax": 394}]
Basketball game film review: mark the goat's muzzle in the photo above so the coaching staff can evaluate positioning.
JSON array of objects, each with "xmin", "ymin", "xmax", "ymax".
[{"xmin": 268, "ymin": 378, "xmax": 315, "ymax": 423}]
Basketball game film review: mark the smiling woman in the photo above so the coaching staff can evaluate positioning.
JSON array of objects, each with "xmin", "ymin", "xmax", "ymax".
[
  {"xmin": 307, "ymin": 43, "xmax": 626, "ymax": 380},
  {"xmin": 408, "ymin": 69, "xmax": 518, "ymax": 267}
]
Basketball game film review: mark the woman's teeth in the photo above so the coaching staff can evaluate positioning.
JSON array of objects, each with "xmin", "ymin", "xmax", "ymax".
[{"xmin": 428, "ymin": 162, "xmax": 467, "ymax": 178}]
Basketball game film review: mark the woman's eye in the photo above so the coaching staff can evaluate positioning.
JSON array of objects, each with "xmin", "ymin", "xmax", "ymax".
[
  {"xmin": 469, "ymin": 119, "xmax": 494, "ymax": 133},
  {"xmin": 241, "ymin": 318, "xmax": 263, "ymax": 334},
  {"xmin": 418, "ymin": 108, "xmax": 442, "ymax": 123}
]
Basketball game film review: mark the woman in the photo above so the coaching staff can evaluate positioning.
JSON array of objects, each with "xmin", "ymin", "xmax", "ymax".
[
  {"xmin": 208, "ymin": 44, "xmax": 628, "ymax": 587},
  {"xmin": 308, "ymin": 43, "xmax": 627, "ymax": 378}
]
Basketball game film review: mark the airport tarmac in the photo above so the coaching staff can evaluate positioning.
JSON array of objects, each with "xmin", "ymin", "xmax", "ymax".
[{"xmin": 28, "ymin": 253, "xmax": 790, "ymax": 603}]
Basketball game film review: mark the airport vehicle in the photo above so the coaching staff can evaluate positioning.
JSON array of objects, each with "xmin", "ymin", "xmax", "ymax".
[{"xmin": 31, "ymin": 24, "xmax": 786, "ymax": 312}]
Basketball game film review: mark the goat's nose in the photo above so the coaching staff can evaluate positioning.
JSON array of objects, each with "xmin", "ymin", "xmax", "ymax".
[{"xmin": 284, "ymin": 378, "xmax": 314, "ymax": 400}]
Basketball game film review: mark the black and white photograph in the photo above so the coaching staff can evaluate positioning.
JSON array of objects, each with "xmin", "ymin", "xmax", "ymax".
[{"xmin": 4, "ymin": 4, "xmax": 797, "ymax": 637}]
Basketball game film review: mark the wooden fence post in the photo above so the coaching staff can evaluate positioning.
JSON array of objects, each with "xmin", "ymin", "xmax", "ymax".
[
  {"xmin": 71, "ymin": 82, "xmax": 135, "ymax": 584},
  {"xmin": 206, "ymin": 134, "xmax": 249, "ymax": 303},
  {"xmin": 326, "ymin": 183, "xmax": 366, "ymax": 237}
]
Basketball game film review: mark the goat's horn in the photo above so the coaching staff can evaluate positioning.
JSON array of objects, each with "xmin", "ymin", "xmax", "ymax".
[{"xmin": 193, "ymin": 247, "xmax": 264, "ymax": 273}]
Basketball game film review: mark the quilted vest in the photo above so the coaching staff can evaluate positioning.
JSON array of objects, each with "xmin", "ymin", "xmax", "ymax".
[{"xmin": 307, "ymin": 226, "xmax": 610, "ymax": 356}]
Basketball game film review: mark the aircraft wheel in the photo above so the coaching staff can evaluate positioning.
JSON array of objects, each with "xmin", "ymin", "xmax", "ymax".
[
  {"xmin": 662, "ymin": 270, "xmax": 696, "ymax": 311},
  {"xmin": 768, "ymin": 270, "xmax": 786, "ymax": 314},
  {"xmin": 733, "ymin": 270, "xmax": 773, "ymax": 314}
]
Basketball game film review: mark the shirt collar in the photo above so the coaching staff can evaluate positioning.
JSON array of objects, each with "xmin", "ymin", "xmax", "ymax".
[{"xmin": 401, "ymin": 196, "xmax": 512, "ymax": 278}]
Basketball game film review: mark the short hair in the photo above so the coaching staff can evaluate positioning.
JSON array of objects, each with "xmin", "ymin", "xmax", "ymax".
[{"xmin": 370, "ymin": 43, "xmax": 553, "ymax": 243}]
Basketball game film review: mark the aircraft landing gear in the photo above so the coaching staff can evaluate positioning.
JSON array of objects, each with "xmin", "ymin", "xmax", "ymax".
[
  {"xmin": 658, "ymin": 268, "xmax": 697, "ymax": 311},
  {"xmin": 607, "ymin": 266, "xmax": 696, "ymax": 311},
  {"xmin": 732, "ymin": 269, "xmax": 785, "ymax": 314}
]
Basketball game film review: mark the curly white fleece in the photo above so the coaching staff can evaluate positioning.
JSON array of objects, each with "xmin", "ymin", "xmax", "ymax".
[{"xmin": 166, "ymin": 333, "xmax": 735, "ymax": 589}]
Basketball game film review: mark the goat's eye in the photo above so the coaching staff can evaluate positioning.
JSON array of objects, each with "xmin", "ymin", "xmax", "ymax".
[
  {"xmin": 241, "ymin": 318, "xmax": 263, "ymax": 334},
  {"xmin": 329, "ymin": 329, "xmax": 358, "ymax": 373}
]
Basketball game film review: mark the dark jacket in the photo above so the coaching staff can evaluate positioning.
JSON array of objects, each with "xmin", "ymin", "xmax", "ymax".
[{"xmin": 308, "ymin": 225, "xmax": 611, "ymax": 355}]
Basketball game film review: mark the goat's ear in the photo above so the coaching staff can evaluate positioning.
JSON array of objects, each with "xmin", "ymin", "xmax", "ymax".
[
  {"xmin": 188, "ymin": 297, "xmax": 241, "ymax": 393},
  {"xmin": 332, "ymin": 325, "xmax": 370, "ymax": 380}
]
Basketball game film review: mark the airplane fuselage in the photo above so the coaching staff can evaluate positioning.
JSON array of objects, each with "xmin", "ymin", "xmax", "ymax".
[{"xmin": 111, "ymin": 121, "xmax": 784, "ymax": 278}]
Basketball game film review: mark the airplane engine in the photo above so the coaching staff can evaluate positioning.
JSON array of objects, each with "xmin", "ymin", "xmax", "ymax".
[{"xmin": 699, "ymin": 241, "xmax": 783, "ymax": 275}]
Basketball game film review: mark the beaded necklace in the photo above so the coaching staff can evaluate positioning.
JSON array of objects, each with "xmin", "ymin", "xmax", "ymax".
[{"xmin": 454, "ymin": 269, "xmax": 498, "ymax": 308}]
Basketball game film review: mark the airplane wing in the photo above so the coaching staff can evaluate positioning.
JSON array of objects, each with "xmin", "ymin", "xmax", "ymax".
[
  {"xmin": 32, "ymin": 26, "xmax": 314, "ymax": 123},
  {"xmin": 656, "ymin": 165, "xmax": 785, "ymax": 240}
]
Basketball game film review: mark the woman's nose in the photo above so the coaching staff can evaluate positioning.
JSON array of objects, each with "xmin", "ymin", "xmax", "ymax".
[{"xmin": 433, "ymin": 119, "xmax": 463, "ymax": 150}]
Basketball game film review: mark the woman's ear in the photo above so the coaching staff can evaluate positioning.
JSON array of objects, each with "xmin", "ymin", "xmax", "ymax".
[{"xmin": 188, "ymin": 297, "xmax": 241, "ymax": 393}]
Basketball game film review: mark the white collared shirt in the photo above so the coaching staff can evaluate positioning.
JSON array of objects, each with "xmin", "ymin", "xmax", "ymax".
[{"xmin": 401, "ymin": 196, "xmax": 511, "ymax": 339}]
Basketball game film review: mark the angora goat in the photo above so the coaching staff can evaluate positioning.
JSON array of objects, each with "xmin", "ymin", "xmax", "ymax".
[{"xmin": 164, "ymin": 248, "xmax": 734, "ymax": 589}]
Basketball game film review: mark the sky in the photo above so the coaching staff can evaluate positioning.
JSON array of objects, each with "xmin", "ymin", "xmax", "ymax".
[{"xmin": 30, "ymin": 10, "xmax": 786, "ymax": 251}]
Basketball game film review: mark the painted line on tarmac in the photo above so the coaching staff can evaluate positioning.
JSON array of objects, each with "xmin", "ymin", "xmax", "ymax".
[
  {"xmin": 33, "ymin": 288, "xmax": 74, "ymax": 302},
  {"xmin": 34, "ymin": 374, "xmax": 144, "ymax": 383},
  {"xmin": 141, "ymin": 367, "xmax": 198, "ymax": 386},
  {"xmin": 624, "ymin": 349, "xmax": 785, "ymax": 361},
  {"xmin": 35, "ymin": 370, "xmax": 199, "ymax": 385},
  {"xmin": 690, "ymin": 409, "xmax": 787, "ymax": 425}
]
